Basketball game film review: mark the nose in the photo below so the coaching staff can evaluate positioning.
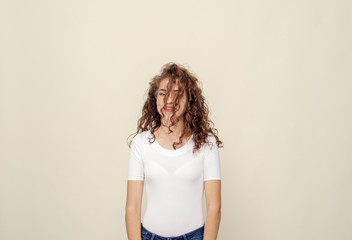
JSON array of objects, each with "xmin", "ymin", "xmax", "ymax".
[{"xmin": 166, "ymin": 92, "xmax": 176, "ymax": 104}]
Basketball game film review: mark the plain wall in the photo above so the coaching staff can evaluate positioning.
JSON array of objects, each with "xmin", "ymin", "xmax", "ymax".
[{"xmin": 0, "ymin": 0, "xmax": 351, "ymax": 239}]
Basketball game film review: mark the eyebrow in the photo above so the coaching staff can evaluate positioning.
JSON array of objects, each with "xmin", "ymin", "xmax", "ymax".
[{"xmin": 159, "ymin": 89, "xmax": 179, "ymax": 92}]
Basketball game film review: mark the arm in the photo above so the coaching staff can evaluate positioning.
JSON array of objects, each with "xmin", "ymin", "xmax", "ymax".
[
  {"xmin": 204, "ymin": 179, "xmax": 221, "ymax": 240},
  {"xmin": 125, "ymin": 180, "xmax": 144, "ymax": 240},
  {"xmin": 126, "ymin": 134, "xmax": 145, "ymax": 239}
]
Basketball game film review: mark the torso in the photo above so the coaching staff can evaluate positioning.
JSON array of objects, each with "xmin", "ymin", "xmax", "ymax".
[{"xmin": 127, "ymin": 130, "xmax": 221, "ymax": 237}]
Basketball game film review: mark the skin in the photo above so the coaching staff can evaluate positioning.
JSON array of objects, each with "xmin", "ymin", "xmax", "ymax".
[
  {"xmin": 125, "ymin": 78, "xmax": 221, "ymax": 240},
  {"xmin": 154, "ymin": 78, "xmax": 191, "ymax": 149},
  {"xmin": 203, "ymin": 180, "xmax": 221, "ymax": 240}
]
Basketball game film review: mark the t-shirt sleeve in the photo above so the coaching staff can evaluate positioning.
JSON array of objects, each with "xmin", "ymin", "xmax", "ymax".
[
  {"xmin": 203, "ymin": 136, "xmax": 221, "ymax": 181},
  {"xmin": 127, "ymin": 134, "xmax": 145, "ymax": 181}
]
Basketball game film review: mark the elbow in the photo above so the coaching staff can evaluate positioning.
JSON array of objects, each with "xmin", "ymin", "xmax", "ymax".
[
  {"xmin": 125, "ymin": 204, "xmax": 141, "ymax": 213},
  {"xmin": 207, "ymin": 205, "xmax": 221, "ymax": 215},
  {"xmin": 207, "ymin": 201, "xmax": 221, "ymax": 212}
]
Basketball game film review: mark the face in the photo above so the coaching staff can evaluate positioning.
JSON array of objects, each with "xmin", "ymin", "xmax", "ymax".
[{"xmin": 156, "ymin": 78, "xmax": 187, "ymax": 124}]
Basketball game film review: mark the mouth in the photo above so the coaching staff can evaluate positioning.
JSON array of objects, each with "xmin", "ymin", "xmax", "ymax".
[{"xmin": 163, "ymin": 106, "xmax": 174, "ymax": 112}]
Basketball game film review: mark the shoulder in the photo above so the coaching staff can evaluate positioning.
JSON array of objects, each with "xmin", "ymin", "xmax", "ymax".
[
  {"xmin": 205, "ymin": 133, "xmax": 218, "ymax": 149},
  {"xmin": 197, "ymin": 133, "xmax": 218, "ymax": 154},
  {"xmin": 132, "ymin": 130, "xmax": 152, "ymax": 145},
  {"xmin": 206, "ymin": 133, "xmax": 217, "ymax": 143}
]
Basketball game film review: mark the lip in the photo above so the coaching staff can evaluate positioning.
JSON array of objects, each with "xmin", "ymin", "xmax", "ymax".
[{"xmin": 163, "ymin": 106, "xmax": 174, "ymax": 112}]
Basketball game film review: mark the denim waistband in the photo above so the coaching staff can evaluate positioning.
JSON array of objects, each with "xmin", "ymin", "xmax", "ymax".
[{"xmin": 141, "ymin": 222, "xmax": 204, "ymax": 240}]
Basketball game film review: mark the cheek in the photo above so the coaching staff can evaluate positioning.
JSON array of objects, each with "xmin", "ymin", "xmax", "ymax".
[
  {"xmin": 156, "ymin": 98, "xmax": 164, "ymax": 111},
  {"xmin": 180, "ymin": 98, "xmax": 187, "ymax": 110},
  {"xmin": 156, "ymin": 98, "xmax": 162, "ymax": 107}
]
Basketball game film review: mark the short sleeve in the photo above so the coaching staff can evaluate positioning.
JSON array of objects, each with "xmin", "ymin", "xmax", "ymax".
[
  {"xmin": 127, "ymin": 134, "xmax": 145, "ymax": 181},
  {"xmin": 203, "ymin": 136, "xmax": 221, "ymax": 181}
]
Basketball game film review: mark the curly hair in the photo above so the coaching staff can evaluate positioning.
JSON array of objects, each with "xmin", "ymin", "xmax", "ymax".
[{"xmin": 127, "ymin": 62, "xmax": 223, "ymax": 153}]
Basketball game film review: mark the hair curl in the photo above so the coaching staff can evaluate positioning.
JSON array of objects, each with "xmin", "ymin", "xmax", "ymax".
[{"xmin": 127, "ymin": 62, "xmax": 223, "ymax": 153}]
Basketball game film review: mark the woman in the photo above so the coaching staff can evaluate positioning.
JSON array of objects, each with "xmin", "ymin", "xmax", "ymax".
[{"xmin": 125, "ymin": 63, "xmax": 223, "ymax": 240}]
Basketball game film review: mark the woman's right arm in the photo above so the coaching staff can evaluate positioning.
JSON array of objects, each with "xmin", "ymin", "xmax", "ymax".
[{"xmin": 125, "ymin": 180, "xmax": 144, "ymax": 240}]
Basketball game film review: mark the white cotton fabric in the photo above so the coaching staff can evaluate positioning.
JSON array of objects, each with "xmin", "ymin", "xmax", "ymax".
[{"xmin": 127, "ymin": 130, "xmax": 221, "ymax": 237}]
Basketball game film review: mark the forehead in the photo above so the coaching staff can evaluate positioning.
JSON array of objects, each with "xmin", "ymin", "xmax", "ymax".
[{"xmin": 158, "ymin": 78, "xmax": 181, "ymax": 90}]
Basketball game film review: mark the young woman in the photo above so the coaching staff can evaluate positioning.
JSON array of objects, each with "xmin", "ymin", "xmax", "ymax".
[{"xmin": 125, "ymin": 63, "xmax": 223, "ymax": 240}]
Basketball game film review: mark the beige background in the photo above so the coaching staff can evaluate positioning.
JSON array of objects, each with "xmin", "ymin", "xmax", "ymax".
[{"xmin": 1, "ymin": 0, "xmax": 351, "ymax": 240}]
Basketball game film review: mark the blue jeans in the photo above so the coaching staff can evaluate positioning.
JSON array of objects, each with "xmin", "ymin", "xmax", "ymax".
[{"xmin": 141, "ymin": 222, "xmax": 204, "ymax": 240}]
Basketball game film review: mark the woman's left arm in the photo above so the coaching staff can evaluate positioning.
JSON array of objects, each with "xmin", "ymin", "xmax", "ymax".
[{"xmin": 204, "ymin": 180, "xmax": 221, "ymax": 240}]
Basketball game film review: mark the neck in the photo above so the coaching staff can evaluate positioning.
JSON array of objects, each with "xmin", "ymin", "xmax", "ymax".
[{"xmin": 157, "ymin": 118, "xmax": 187, "ymax": 139}]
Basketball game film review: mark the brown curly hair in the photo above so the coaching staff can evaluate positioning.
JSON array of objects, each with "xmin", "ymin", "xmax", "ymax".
[{"xmin": 127, "ymin": 62, "xmax": 223, "ymax": 153}]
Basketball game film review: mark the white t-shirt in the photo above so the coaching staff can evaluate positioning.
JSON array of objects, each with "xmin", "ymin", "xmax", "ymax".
[{"xmin": 127, "ymin": 130, "xmax": 221, "ymax": 237}]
